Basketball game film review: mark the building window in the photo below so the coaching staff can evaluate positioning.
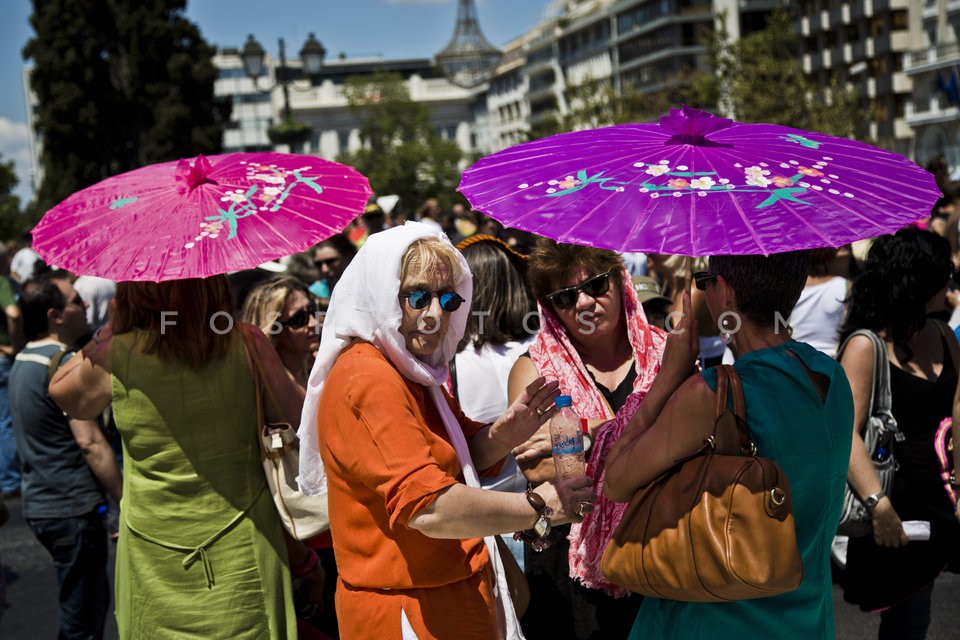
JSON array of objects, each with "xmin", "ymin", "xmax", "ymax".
[
  {"xmin": 892, "ymin": 9, "xmax": 908, "ymax": 31},
  {"xmin": 338, "ymin": 130, "xmax": 350, "ymax": 153}
]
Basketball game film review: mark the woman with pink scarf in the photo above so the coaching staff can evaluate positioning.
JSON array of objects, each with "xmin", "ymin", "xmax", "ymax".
[{"xmin": 507, "ymin": 239, "xmax": 666, "ymax": 638}]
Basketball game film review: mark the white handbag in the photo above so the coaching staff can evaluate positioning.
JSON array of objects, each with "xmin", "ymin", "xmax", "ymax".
[{"xmin": 242, "ymin": 329, "xmax": 330, "ymax": 540}]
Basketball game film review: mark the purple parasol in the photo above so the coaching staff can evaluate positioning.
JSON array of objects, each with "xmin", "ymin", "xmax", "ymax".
[{"xmin": 459, "ymin": 106, "xmax": 939, "ymax": 255}]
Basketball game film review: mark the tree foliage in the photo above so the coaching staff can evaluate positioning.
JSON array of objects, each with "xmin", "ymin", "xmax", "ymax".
[
  {"xmin": 705, "ymin": 9, "xmax": 864, "ymax": 137},
  {"xmin": 0, "ymin": 156, "xmax": 23, "ymax": 241},
  {"xmin": 544, "ymin": 9, "xmax": 862, "ymax": 141},
  {"xmin": 557, "ymin": 70, "xmax": 714, "ymax": 133},
  {"xmin": 23, "ymin": 0, "xmax": 229, "ymax": 217},
  {"xmin": 337, "ymin": 72, "xmax": 463, "ymax": 211}
]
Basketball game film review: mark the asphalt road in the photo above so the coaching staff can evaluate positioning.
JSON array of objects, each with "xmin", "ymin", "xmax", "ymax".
[{"xmin": 1, "ymin": 494, "xmax": 958, "ymax": 639}]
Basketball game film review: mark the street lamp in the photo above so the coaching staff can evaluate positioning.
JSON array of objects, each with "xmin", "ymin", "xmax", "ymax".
[{"xmin": 240, "ymin": 33, "xmax": 327, "ymax": 148}]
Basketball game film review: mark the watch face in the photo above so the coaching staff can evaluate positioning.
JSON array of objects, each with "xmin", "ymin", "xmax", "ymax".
[
  {"xmin": 865, "ymin": 495, "xmax": 880, "ymax": 508},
  {"xmin": 533, "ymin": 515, "xmax": 550, "ymax": 538}
]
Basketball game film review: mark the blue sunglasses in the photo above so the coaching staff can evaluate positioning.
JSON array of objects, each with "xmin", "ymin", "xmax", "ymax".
[{"xmin": 400, "ymin": 289, "xmax": 465, "ymax": 312}]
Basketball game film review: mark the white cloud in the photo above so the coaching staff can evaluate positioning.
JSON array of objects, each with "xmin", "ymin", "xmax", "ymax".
[{"xmin": 0, "ymin": 117, "xmax": 34, "ymax": 204}]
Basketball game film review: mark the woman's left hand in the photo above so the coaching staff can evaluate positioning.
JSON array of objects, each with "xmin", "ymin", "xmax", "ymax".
[
  {"xmin": 294, "ymin": 562, "xmax": 326, "ymax": 618},
  {"xmin": 494, "ymin": 376, "xmax": 560, "ymax": 448}
]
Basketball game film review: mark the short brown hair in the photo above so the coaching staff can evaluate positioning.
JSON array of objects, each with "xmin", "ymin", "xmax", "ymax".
[
  {"xmin": 526, "ymin": 237, "xmax": 624, "ymax": 302},
  {"xmin": 113, "ymin": 276, "xmax": 234, "ymax": 369}
]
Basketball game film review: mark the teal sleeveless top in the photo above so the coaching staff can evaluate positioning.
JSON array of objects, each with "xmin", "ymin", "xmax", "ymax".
[{"xmin": 629, "ymin": 340, "xmax": 853, "ymax": 640}]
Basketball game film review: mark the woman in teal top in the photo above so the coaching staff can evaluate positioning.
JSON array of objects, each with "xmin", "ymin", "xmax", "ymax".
[{"xmin": 606, "ymin": 252, "xmax": 854, "ymax": 639}]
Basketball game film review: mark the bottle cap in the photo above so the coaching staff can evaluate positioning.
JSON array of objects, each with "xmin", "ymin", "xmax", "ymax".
[{"xmin": 554, "ymin": 395, "xmax": 573, "ymax": 408}]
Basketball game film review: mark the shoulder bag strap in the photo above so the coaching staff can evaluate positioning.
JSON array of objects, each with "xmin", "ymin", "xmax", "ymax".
[
  {"xmin": 716, "ymin": 364, "xmax": 755, "ymax": 455},
  {"xmin": 839, "ymin": 330, "xmax": 882, "ymax": 434},
  {"xmin": 239, "ymin": 325, "xmax": 288, "ymax": 422},
  {"xmin": 448, "ymin": 356, "xmax": 460, "ymax": 404},
  {"xmin": 862, "ymin": 330, "xmax": 903, "ymax": 441},
  {"xmin": 864, "ymin": 330, "xmax": 893, "ymax": 417},
  {"xmin": 238, "ymin": 327, "xmax": 270, "ymax": 457},
  {"xmin": 46, "ymin": 348, "xmax": 71, "ymax": 384}
]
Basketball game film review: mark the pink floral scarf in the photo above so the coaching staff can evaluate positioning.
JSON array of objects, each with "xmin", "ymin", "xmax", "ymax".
[{"xmin": 529, "ymin": 267, "xmax": 666, "ymax": 597}]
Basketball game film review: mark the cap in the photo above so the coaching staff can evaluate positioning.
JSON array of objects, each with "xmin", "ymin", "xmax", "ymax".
[
  {"xmin": 554, "ymin": 395, "xmax": 573, "ymax": 408},
  {"xmin": 632, "ymin": 275, "xmax": 671, "ymax": 305}
]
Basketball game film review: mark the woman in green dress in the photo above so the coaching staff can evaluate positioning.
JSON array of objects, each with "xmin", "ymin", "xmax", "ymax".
[
  {"xmin": 49, "ymin": 276, "xmax": 321, "ymax": 639},
  {"xmin": 605, "ymin": 252, "xmax": 854, "ymax": 639}
]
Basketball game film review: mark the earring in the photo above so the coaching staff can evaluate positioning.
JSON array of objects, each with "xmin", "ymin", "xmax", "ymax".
[{"xmin": 719, "ymin": 314, "xmax": 735, "ymax": 345}]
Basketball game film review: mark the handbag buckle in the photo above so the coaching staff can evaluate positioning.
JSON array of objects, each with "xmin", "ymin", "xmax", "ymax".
[{"xmin": 770, "ymin": 487, "xmax": 786, "ymax": 506}]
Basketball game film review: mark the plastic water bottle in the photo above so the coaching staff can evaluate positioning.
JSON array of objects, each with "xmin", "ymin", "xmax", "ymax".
[
  {"xmin": 872, "ymin": 443, "xmax": 891, "ymax": 462},
  {"xmin": 550, "ymin": 395, "xmax": 585, "ymax": 480}
]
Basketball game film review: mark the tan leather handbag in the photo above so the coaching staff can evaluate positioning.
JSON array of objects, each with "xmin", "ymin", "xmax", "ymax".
[{"xmin": 601, "ymin": 365, "xmax": 803, "ymax": 602}]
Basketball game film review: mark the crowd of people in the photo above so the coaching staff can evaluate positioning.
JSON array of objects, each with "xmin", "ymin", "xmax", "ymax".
[{"xmin": 0, "ymin": 191, "xmax": 958, "ymax": 640}]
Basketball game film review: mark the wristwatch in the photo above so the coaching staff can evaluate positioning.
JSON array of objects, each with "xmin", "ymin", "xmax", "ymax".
[
  {"xmin": 513, "ymin": 488, "xmax": 553, "ymax": 552},
  {"xmin": 863, "ymin": 491, "xmax": 884, "ymax": 510}
]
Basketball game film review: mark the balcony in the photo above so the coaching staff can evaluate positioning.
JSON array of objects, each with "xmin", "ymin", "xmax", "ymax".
[
  {"xmin": 906, "ymin": 41, "xmax": 960, "ymax": 74},
  {"xmin": 905, "ymin": 99, "xmax": 960, "ymax": 127}
]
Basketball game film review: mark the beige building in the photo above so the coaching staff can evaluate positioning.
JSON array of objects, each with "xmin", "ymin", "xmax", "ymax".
[{"xmin": 903, "ymin": 0, "xmax": 960, "ymax": 171}]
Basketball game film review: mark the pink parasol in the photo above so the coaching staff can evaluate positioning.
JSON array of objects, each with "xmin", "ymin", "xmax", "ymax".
[
  {"xmin": 32, "ymin": 152, "xmax": 372, "ymax": 281},
  {"xmin": 458, "ymin": 106, "xmax": 940, "ymax": 255}
]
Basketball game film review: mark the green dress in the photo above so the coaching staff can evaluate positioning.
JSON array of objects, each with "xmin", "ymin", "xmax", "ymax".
[
  {"xmin": 628, "ymin": 340, "xmax": 853, "ymax": 640},
  {"xmin": 111, "ymin": 331, "xmax": 295, "ymax": 639}
]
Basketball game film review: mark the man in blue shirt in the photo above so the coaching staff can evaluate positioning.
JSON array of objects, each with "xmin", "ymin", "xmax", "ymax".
[{"xmin": 10, "ymin": 274, "xmax": 121, "ymax": 639}]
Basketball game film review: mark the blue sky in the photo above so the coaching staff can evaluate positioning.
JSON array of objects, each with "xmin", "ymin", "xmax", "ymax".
[{"xmin": 0, "ymin": 0, "xmax": 550, "ymax": 204}]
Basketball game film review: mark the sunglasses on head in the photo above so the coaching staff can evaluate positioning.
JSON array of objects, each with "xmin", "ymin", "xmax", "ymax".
[
  {"xmin": 545, "ymin": 270, "xmax": 613, "ymax": 309},
  {"xmin": 693, "ymin": 271, "xmax": 718, "ymax": 291},
  {"xmin": 400, "ymin": 289, "xmax": 465, "ymax": 312},
  {"xmin": 280, "ymin": 303, "xmax": 318, "ymax": 329}
]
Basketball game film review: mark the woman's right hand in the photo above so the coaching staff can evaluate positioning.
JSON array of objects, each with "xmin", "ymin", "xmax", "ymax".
[
  {"xmin": 534, "ymin": 475, "xmax": 596, "ymax": 526},
  {"xmin": 661, "ymin": 292, "xmax": 700, "ymax": 381},
  {"xmin": 871, "ymin": 497, "xmax": 908, "ymax": 547}
]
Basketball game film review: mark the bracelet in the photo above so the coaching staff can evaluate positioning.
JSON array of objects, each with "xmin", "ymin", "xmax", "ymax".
[
  {"xmin": 513, "ymin": 488, "xmax": 553, "ymax": 552},
  {"xmin": 291, "ymin": 548, "xmax": 320, "ymax": 578}
]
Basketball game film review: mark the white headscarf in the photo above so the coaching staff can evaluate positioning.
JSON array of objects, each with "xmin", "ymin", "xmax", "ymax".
[{"xmin": 297, "ymin": 221, "xmax": 524, "ymax": 639}]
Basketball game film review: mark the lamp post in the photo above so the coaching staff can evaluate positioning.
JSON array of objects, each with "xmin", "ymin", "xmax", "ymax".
[{"xmin": 240, "ymin": 33, "xmax": 326, "ymax": 148}]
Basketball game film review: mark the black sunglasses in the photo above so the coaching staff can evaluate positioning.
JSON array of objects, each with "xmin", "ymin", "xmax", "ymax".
[
  {"xmin": 693, "ymin": 271, "xmax": 717, "ymax": 291},
  {"xmin": 400, "ymin": 289, "xmax": 465, "ymax": 312},
  {"xmin": 545, "ymin": 271, "xmax": 613, "ymax": 309},
  {"xmin": 314, "ymin": 257, "xmax": 340, "ymax": 269},
  {"xmin": 280, "ymin": 303, "xmax": 318, "ymax": 329}
]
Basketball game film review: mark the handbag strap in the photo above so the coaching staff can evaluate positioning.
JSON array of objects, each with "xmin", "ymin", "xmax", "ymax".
[
  {"xmin": 238, "ymin": 326, "xmax": 290, "ymax": 449},
  {"xmin": 713, "ymin": 365, "xmax": 756, "ymax": 456},
  {"xmin": 840, "ymin": 329, "xmax": 900, "ymax": 439}
]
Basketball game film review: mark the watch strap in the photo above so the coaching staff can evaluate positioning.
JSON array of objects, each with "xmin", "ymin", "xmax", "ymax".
[{"xmin": 864, "ymin": 491, "xmax": 884, "ymax": 509}]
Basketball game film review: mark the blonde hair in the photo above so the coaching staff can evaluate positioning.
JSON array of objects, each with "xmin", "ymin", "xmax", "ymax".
[
  {"xmin": 400, "ymin": 237, "xmax": 462, "ymax": 288},
  {"xmin": 239, "ymin": 277, "xmax": 310, "ymax": 345}
]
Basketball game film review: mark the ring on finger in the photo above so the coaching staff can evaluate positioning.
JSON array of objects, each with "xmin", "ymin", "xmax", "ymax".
[{"xmin": 536, "ymin": 407, "xmax": 545, "ymax": 417}]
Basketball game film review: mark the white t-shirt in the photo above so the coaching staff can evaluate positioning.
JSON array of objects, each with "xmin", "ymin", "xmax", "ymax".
[
  {"xmin": 452, "ymin": 337, "xmax": 534, "ymax": 494},
  {"xmin": 789, "ymin": 276, "xmax": 848, "ymax": 357}
]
